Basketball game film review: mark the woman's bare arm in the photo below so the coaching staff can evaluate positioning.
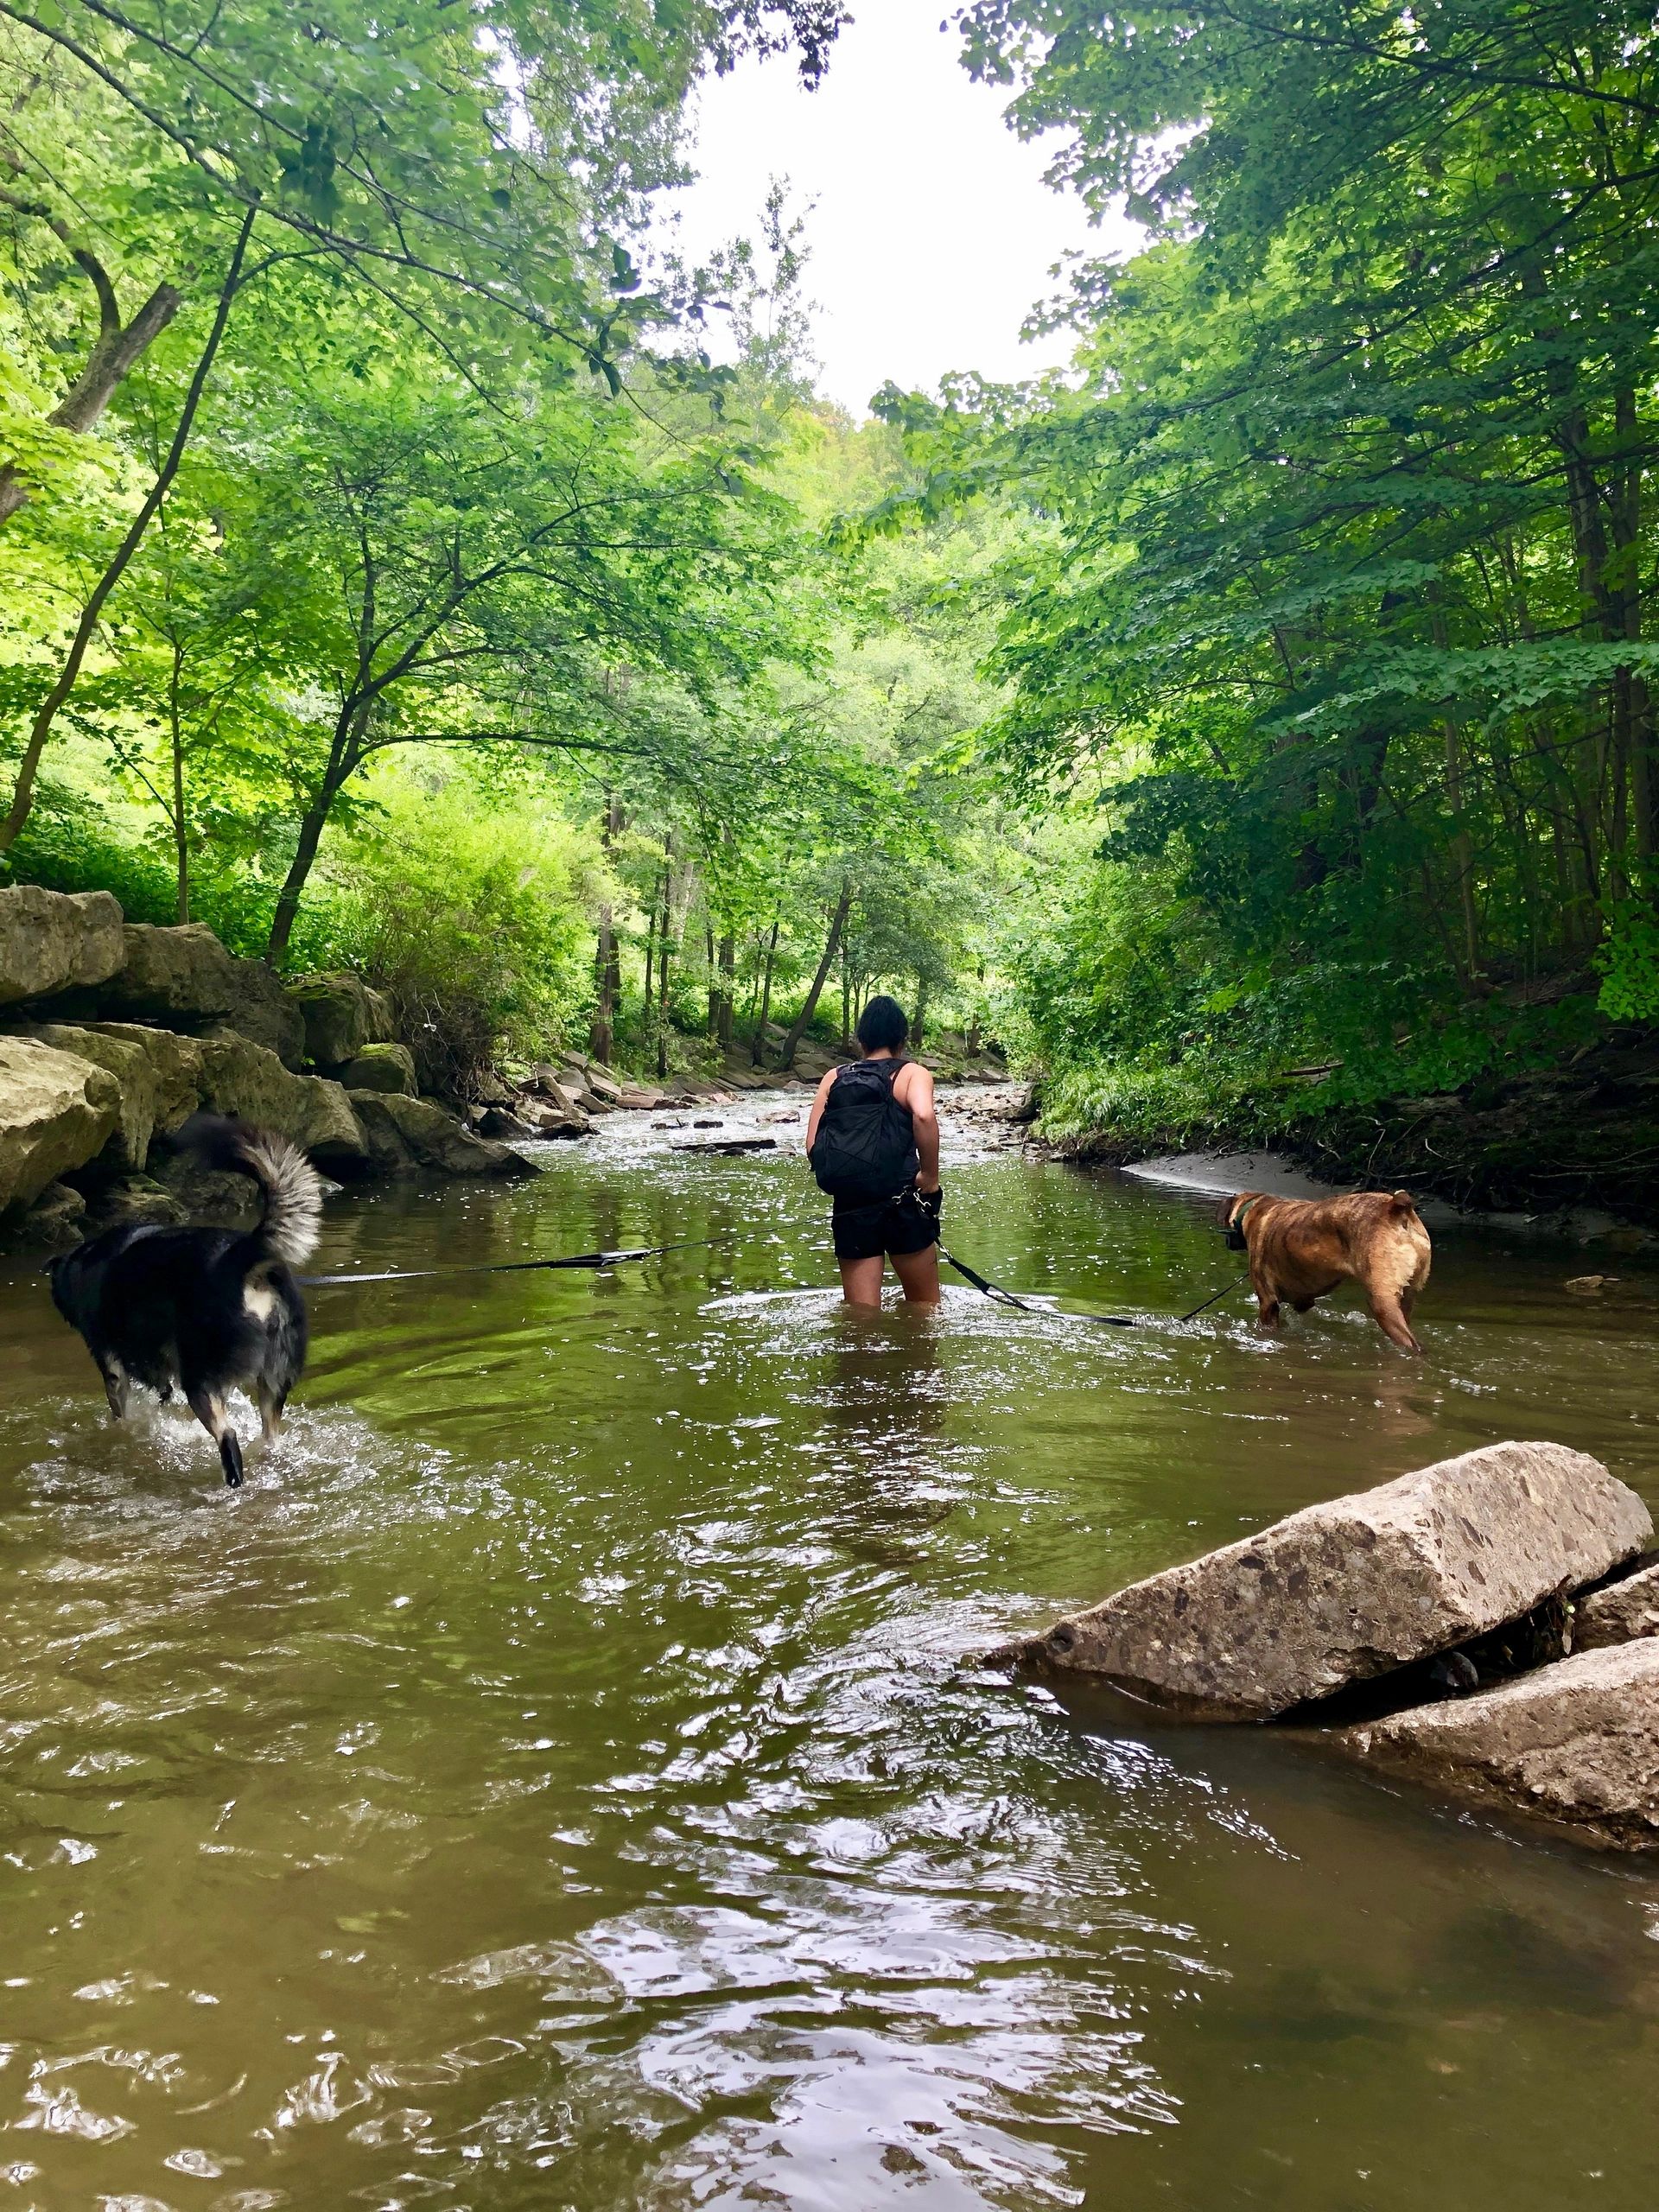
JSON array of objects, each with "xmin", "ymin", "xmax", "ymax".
[
  {"xmin": 899, "ymin": 1063, "xmax": 940, "ymax": 1191},
  {"xmin": 805, "ymin": 1067, "xmax": 837, "ymax": 1153}
]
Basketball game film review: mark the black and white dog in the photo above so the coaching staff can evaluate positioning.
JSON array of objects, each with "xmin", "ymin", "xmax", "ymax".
[{"xmin": 48, "ymin": 1116, "xmax": 323, "ymax": 1486}]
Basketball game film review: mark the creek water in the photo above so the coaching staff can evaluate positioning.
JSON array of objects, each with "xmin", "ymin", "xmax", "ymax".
[{"xmin": 2, "ymin": 1093, "xmax": 1658, "ymax": 2211}]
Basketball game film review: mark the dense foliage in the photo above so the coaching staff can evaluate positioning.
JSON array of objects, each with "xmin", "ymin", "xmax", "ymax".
[
  {"xmin": 8, "ymin": 0, "xmax": 1653, "ymax": 1139},
  {"xmin": 0, "ymin": 0, "xmax": 1014, "ymax": 1084},
  {"xmin": 892, "ymin": 0, "xmax": 1659, "ymax": 1129}
]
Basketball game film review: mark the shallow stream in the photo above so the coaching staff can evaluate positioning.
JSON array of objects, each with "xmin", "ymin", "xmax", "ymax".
[{"xmin": 2, "ymin": 1095, "xmax": 1657, "ymax": 2210}]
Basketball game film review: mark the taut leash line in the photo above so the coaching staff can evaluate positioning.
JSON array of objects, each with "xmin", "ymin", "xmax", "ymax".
[
  {"xmin": 1174, "ymin": 1275, "xmax": 1249, "ymax": 1325},
  {"xmin": 937, "ymin": 1243, "xmax": 1038, "ymax": 1313},
  {"xmin": 940, "ymin": 1234, "xmax": 1246, "ymax": 1331},
  {"xmin": 299, "ymin": 1238, "xmax": 720, "ymax": 1288}
]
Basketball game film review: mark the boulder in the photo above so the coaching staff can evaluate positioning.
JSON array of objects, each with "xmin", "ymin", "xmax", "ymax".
[
  {"xmin": 149, "ymin": 1155, "xmax": 262, "ymax": 1228},
  {"xmin": 0, "ymin": 1035, "xmax": 122, "ymax": 1213},
  {"xmin": 992, "ymin": 1442, "xmax": 1652, "ymax": 1719},
  {"xmin": 347, "ymin": 1091, "xmax": 536, "ymax": 1179},
  {"xmin": 0, "ymin": 887, "xmax": 124, "ymax": 1005},
  {"xmin": 527, "ymin": 1099, "xmax": 592, "ymax": 1139},
  {"xmin": 81, "ymin": 1022, "xmax": 205, "ymax": 1137},
  {"xmin": 84, "ymin": 1174, "xmax": 188, "ymax": 1233},
  {"xmin": 615, "ymin": 1086, "xmax": 664, "ymax": 1110},
  {"xmin": 13, "ymin": 1020, "xmax": 204, "ymax": 1170},
  {"xmin": 336, "ymin": 1042, "xmax": 417, "ymax": 1096},
  {"xmin": 100, "ymin": 924, "xmax": 306, "ymax": 1068},
  {"xmin": 478, "ymin": 1105, "xmax": 540, "ymax": 1141},
  {"xmin": 583, "ymin": 1065, "xmax": 623, "ymax": 1105},
  {"xmin": 1574, "ymin": 1557, "xmax": 1659, "ymax": 1652},
  {"xmin": 194, "ymin": 1033, "xmax": 365, "ymax": 1165},
  {"xmin": 287, "ymin": 972, "xmax": 395, "ymax": 1069},
  {"xmin": 1341, "ymin": 1637, "xmax": 1659, "ymax": 1851},
  {"xmin": 0, "ymin": 1179, "xmax": 87, "ymax": 1254}
]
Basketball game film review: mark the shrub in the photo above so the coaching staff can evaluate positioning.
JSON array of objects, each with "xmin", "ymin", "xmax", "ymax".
[{"xmin": 315, "ymin": 770, "xmax": 601, "ymax": 1097}]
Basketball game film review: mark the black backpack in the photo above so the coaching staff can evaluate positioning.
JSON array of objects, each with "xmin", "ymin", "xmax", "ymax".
[{"xmin": 809, "ymin": 1060, "xmax": 918, "ymax": 1200}]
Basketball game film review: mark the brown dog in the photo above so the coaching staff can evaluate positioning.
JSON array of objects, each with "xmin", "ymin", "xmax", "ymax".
[{"xmin": 1220, "ymin": 1189, "xmax": 1432, "ymax": 1351}]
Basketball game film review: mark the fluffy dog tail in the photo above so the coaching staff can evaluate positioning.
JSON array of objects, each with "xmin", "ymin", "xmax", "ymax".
[
  {"xmin": 171, "ymin": 1113, "xmax": 324, "ymax": 1266},
  {"xmin": 236, "ymin": 1127, "xmax": 324, "ymax": 1266}
]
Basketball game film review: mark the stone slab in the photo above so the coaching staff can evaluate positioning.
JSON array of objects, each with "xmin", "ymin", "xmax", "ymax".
[
  {"xmin": 1574, "ymin": 1557, "xmax": 1659, "ymax": 1652},
  {"xmin": 1340, "ymin": 1637, "xmax": 1659, "ymax": 1851},
  {"xmin": 993, "ymin": 1442, "xmax": 1651, "ymax": 1719}
]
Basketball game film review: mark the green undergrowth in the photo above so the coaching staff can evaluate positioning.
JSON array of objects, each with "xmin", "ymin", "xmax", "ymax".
[{"xmin": 1034, "ymin": 985, "xmax": 1615, "ymax": 1153}]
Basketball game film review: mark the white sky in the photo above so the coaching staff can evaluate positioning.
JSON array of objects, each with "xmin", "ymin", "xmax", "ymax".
[{"xmin": 656, "ymin": 0, "xmax": 1141, "ymax": 416}]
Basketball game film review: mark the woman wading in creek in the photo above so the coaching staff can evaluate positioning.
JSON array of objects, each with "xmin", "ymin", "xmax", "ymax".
[{"xmin": 805, "ymin": 995, "xmax": 942, "ymax": 1307}]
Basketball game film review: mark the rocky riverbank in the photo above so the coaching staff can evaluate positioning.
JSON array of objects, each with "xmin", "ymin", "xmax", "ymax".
[
  {"xmin": 0, "ymin": 887, "xmax": 1016, "ymax": 1252},
  {"xmin": 1034, "ymin": 1031, "xmax": 1659, "ymax": 1242}
]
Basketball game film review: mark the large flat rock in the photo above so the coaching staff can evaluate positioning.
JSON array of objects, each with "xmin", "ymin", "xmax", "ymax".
[
  {"xmin": 996, "ymin": 1442, "xmax": 1651, "ymax": 1719},
  {"xmin": 195, "ymin": 1033, "xmax": 365, "ymax": 1163},
  {"xmin": 13, "ymin": 1020, "xmax": 202, "ymax": 1169},
  {"xmin": 0, "ymin": 1035, "xmax": 121, "ymax": 1211},
  {"xmin": 1340, "ymin": 1638, "xmax": 1659, "ymax": 1850},
  {"xmin": 0, "ymin": 886, "xmax": 124, "ymax": 1005}
]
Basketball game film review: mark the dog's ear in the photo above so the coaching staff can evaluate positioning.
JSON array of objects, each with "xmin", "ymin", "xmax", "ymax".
[
  {"xmin": 1216, "ymin": 1194, "xmax": 1240, "ymax": 1229},
  {"xmin": 1389, "ymin": 1190, "xmax": 1415, "ymax": 1213}
]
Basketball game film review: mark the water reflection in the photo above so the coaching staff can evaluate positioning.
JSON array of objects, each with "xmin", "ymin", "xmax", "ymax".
[{"xmin": 0, "ymin": 1102, "xmax": 1656, "ymax": 2209}]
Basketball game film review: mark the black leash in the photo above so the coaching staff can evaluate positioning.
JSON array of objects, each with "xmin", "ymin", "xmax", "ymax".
[
  {"xmin": 1174, "ymin": 1274, "xmax": 1249, "ymax": 1325},
  {"xmin": 299, "ymin": 1237, "xmax": 719, "ymax": 1288},
  {"xmin": 940, "ymin": 1237, "xmax": 1246, "ymax": 1330},
  {"xmin": 937, "ymin": 1243, "xmax": 1040, "ymax": 1313}
]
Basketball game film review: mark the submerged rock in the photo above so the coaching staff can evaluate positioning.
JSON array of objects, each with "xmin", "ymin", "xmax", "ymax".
[
  {"xmin": 0, "ymin": 887, "xmax": 124, "ymax": 1005},
  {"xmin": 1573, "ymin": 1557, "xmax": 1659, "ymax": 1652},
  {"xmin": 0, "ymin": 1177, "xmax": 87, "ymax": 1253},
  {"xmin": 989, "ymin": 1442, "xmax": 1651, "ymax": 1719},
  {"xmin": 1341, "ymin": 1638, "xmax": 1659, "ymax": 1851}
]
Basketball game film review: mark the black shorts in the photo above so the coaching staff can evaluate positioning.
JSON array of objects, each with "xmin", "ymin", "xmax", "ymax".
[{"xmin": 831, "ymin": 1191, "xmax": 939, "ymax": 1264}]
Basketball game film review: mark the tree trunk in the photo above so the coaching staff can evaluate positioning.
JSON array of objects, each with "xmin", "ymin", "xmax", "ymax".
[
  {"xmin": 1430, "ymin": 611, "xmax": 1480, "ymax": 983},
  {"xmin": 778, "ymin": 877, "xmax": 851, "ymax": 1070},
  {"xmin": 752, "ymin": 918, "xmax": 780, "ymax": 1065},
  {"xmin": 0, "ymin": 208, "xmax": 254, "ymax": 851},
  {"xmin": 717, "ymin": 931, "xmax": 735, "ymax": 1054},
  {"xmin": 0, "ymin": 171, "xmax": 181, "ymax": 528},
  {"xmin": 656, "ymin": 901, "xmax": 673, "ymax": 1081},
  {"xmin": 265, "ymin": 777, "xmax": 343, "ymax": 966},
  {"xmin": 654, "ymin": 844, "xmax": 673, "ymax": 1081},
  {"xmin": 912, "ymin": 972, "xmax": 929, "ymax": 1052},
  {"xmin": 589, "ymin": 790, "xmax": 620, "ymax": 1063},
  {"xmin": 169, "ymin": 648, "xmax": 189, "ymax": 924},
  {"xmin": 705, "ymin": 916, "xmax": 718, "ymax": 1035}
]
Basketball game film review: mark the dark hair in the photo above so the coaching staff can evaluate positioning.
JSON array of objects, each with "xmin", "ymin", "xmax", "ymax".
[{"xmin": 856, "ymin": 995, "xmax": 909, "ymax": 1053}]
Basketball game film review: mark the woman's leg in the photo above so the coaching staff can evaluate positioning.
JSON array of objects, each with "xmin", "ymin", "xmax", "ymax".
[
  {"xmin": 890, "ymin": 1243, "xmax": 941, "ymax": 1306},
  {"xmin": 838, "ymin": 1255, "xmax": 886, "ymax": 1307}
]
